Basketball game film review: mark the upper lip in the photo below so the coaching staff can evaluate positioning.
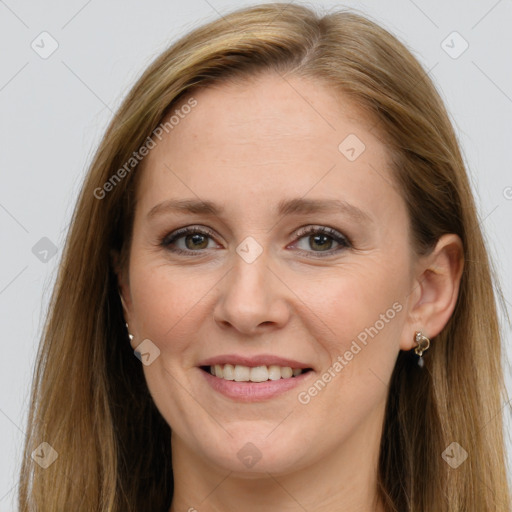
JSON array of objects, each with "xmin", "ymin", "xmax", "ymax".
[{"xmin": 198, "ymin": 354, "xmax": 312, "ymax": 369}]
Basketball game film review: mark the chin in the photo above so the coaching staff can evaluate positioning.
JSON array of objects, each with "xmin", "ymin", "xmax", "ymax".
[{"xmin": 196, "ymin": 426, "xmax": 311, "ymax": 476}]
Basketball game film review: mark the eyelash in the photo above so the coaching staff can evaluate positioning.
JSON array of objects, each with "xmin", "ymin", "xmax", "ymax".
[{"xmin": 160, "ymin": 225, "xmax": 352, "ymax": 258}]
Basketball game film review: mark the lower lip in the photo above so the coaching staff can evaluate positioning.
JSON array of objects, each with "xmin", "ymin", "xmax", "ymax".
[{"xmin": 200, "ymin": 368, "xmax": 313, "ymax": 402}]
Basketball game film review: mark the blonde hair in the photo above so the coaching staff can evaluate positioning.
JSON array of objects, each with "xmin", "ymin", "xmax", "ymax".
[{"xmin": 19, "ymin": 3, "xmax": 511, "ymax": 511}]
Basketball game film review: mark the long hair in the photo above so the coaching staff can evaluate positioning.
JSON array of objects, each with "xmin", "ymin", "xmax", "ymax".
[{"xmin": 18, "ymin": 3, "xmax": 511, "ymax": 510}]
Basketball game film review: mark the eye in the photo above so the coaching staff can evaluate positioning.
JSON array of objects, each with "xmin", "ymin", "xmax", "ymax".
[
  {"xmin": 290, "ymin": 225, "xmax": 351, "ymax": 257},
  {"xmin": 160, "ymin": 224, "xmax": 351, "ymax": 257},
  {"xmin": 161, "ymin": 226, "xmax": 219, "ymax": 255}
]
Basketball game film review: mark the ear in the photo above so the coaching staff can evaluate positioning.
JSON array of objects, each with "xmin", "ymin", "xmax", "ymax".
[
  {"xmin": 110, "ymin": 249, "xmax": 133, "ymax": 324},
  {"xmin": 400, "ymin": 234, "xmax": 464, "ymax": 351}
]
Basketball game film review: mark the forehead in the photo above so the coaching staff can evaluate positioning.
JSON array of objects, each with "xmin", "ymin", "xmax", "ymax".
[{"xmin": 136, "ymin": 73, "xmax": 399, "ymax": 220}]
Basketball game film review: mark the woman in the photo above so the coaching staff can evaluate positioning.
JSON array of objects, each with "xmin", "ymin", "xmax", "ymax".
[{"xmin": 18, "ymin": 3, "xmax": 511, "ymax": 511}]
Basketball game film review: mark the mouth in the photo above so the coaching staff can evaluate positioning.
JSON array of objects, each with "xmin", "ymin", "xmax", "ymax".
[
  {"xmin": 197, "ymin": 354, "xmax": 315, "ymax": 401},
  {"xmin": 200, "ymin": 364, "xmax": 313, "ymax": 382}
]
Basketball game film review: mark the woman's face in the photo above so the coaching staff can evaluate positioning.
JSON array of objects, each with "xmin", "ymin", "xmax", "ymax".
[{"xmin": 120, "ymin": 73, "xmax": 420, "ymax": 475}]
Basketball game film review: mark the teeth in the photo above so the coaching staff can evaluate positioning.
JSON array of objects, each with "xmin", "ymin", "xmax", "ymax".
[
  {"xmin": 234, "ymin": 365, "xmax": 250, "ymax": 381},
  {"xmin": 209, "ymin": 364, "xmax": 304, "ymax": 382},
  {"xmin": 223, "ymin": 364, "xmax": 235, "ymax": 380},
  {"xmin": 268, "ymin": 365, "xmax": 282, "ymax": 381},
  {"xmin": 281, "ymin": 366, "xmax": 293, "ymax": 379},
  {"xmin": 250, "ymin": 366, "xmax": 268, "ymax": 382}
]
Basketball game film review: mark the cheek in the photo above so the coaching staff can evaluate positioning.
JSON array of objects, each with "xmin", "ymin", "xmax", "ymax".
[
  {"xmin": 291, "ymin": 257, "xmax": 409, "ymax": 413},
  {"xmin": 128, "ymin": 259, "xmax": 215, "ymax": 358},
  {"xmin": 299, "ymin": 259, "xmax": 407, "ymax": 346},
  {"xmin": 127, "ymin": 259, "xmax": 217, "ymax": 429},
  {"xmin": 291, "ymin": 268, "xmax": 407, "ymax": 432}
]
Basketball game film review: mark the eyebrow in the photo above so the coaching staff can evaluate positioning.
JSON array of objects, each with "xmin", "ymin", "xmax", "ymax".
[{"xmin": 146, "ymin": 197, "xmax": 372, "ymax": 224}]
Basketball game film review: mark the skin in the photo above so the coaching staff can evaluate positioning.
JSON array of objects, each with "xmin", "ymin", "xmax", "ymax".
[{"xmin": 117, "ymin": 73, "xmax": 464, "ymax": 512}]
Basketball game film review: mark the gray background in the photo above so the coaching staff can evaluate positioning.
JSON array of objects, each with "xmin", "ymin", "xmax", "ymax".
[{"xmin": 1, "ymin": 0, "xmax": 511, "ymax": 509}]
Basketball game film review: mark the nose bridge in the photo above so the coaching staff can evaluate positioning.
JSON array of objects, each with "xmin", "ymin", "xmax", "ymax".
[
  {"xmin": 213, "ymin": 240, "xmax": 289, "ymax": 332},
  {"xmin": 230, "ymin": 233, "xmax": 271, "ymax": 297},
  {"xmin": 229, "ymin": 248, "xmax": 273, "ymax": 312}
]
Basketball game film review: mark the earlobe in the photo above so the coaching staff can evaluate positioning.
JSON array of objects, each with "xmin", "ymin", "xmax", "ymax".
[{"xmin": 401, "ymin": 234, "xmax": 464, "ymax": 350}]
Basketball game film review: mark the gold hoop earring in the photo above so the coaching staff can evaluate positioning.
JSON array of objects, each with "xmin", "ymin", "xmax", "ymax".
[{"xmin": 414, "ymin": 331, "xmax": 430, "ymax": 368}]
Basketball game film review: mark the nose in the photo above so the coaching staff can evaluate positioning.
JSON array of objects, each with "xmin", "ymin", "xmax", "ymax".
[{"xmin": 213, "ymin": 250, "xmax": 291, "ymax": 335}]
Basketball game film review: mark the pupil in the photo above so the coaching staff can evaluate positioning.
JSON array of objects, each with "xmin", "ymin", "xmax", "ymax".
[
  {"xmin": 186, "ymin": 234, "xmax": 208, "ymax": 250},
  {"xmin": 311, "ymin": 234, "xmax": 332, "ymax": 251}
]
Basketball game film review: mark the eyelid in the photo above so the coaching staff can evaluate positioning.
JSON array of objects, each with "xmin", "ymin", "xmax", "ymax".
[
  {"xmin": 293, "ymin": 224, "xmax": 351, "ymax": 244},
  {"xmin": 288, "ymin": 225, "xmax": 352, "ymax": 256},
  {"xmin": 160, "ymin": 224, "xmax": 351, "ymax": 256},
  {"xmin": 161, "ymin": 225, "xmax": 218, "ymax": 245}
]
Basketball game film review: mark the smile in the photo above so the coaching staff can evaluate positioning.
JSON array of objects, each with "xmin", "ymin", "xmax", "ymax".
[
  {"xmin": 199, "ymin": 365, "xmax": 314, "ymax": 402},
  {"xmin": 203, "ymin": 364, "xmax": 311, "ymax": 382}
]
